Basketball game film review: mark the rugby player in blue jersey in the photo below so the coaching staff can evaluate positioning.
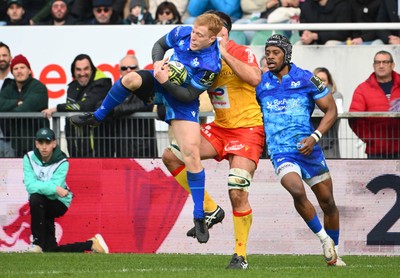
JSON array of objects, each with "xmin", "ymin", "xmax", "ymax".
[
  {"xmin": 70, "ymin": 13, "xmax": 224, "ymax": 244},
  {"xmin": 256, "ymin": 34, "xmax": 346, "ymax": 266}
]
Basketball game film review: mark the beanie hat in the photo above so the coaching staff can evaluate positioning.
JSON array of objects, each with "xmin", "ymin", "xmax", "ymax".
[
  {"xmin": 130, "ymin": 0, "xmax": 147, "ymax": 10},
  {"xmin": 92, "ymin": 0, "xmax": 112, "ymax": 7},
  {"xmin": 10, "ymin": 54, "xmax": 31, "ymax": 71},
  {"xmin": 7, "ymin": 0, "xmax": 23, "ymax": 8}
]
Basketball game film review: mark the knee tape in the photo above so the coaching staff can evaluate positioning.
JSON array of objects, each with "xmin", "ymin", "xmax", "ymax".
[
  {"xmin": 228, "ymin": 168, "xmax": 252, "ymax": 192},
  {"xmin": 168, "ymin": 139, "xmax": 184, "ymax": 162}
]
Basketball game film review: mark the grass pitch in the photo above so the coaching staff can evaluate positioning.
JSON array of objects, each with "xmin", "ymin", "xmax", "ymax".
[{"xmin": 1, "ymin": 253, "xmax": 399, "ymax": 277}]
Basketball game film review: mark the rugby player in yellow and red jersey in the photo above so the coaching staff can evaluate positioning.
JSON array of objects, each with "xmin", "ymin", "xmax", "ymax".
[{"xmin": 162, "ymin": 11, "xmax": 265, "ymax": 269}]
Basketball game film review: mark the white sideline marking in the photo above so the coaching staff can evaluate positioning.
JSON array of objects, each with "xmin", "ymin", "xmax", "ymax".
[{"xmin": 3, "ymin": 264, "xmax": 397, "ymax": 276}]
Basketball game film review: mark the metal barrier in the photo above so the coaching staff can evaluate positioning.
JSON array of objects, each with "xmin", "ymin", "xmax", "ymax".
[{"xmin": 0, "ymin": 112, "xmax": 399, "ymax": 159}]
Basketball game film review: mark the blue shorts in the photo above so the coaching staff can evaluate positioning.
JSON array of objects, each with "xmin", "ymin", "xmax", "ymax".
[
  {"xmin": 151, "ymin": 71, "xmax": 200, "ymax": 124},
  {"xmin": 270, "ymin": 149, "xmax": 330, "ymax": 185}
]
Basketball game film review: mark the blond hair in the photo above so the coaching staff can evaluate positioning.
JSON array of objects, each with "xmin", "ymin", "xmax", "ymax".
[{"xmin": 194, "ymin": 13, "xmax": 223, "ymax": 37}]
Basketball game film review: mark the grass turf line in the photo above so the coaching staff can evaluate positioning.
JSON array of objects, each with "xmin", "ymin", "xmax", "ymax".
[{"xmin": 1, "ymin": 253, "xmax": 399, "ymax": 277}]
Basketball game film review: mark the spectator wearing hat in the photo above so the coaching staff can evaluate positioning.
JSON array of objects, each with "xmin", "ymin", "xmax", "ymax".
[
  {"xmin": 5, "ymin": 0, "xmax": 29, "ymax": 25},
  {"xmin": 23, "ymin": 127, "xmax": 109, "ymax": 254},
  {"xmin": 86, "ymin": 0, "xmax": 123, "ymax": 24},
  {"xmin": 124, "ymin": 0, "xmax": 153, "ymax": 25},
  {"xmin": 0, "ymin": 54, "xmax": 49, "ymax": 157}
]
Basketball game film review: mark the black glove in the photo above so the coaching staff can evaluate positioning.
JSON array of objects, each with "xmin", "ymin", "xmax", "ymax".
[{"xmin": 69, "ymin": 113, "xmax": 101, "ymax": 127}]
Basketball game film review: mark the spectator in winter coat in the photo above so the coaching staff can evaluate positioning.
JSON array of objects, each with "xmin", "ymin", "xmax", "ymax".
[
  {"xmin": 42, "ymin": 54, "xmax": 112, "ymax": 157},
  {"xmin": 0, "ymin": 54, "xmax": 49, "ymax": 157},
  {"xmin": 349, "ymin": 50, "xmax": 400, "ymax": 159}
]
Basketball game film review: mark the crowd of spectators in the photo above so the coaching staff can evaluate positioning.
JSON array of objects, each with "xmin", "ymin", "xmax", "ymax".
[
  {"xmin": 1, "ymin": 0, "xmax": 399, "ymax": 45},
  {"xmin": 0, "ymin": 40, "xmax": 160, "ymax": 158}
]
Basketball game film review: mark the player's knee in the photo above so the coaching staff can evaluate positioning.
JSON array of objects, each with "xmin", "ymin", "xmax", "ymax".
[
  {"xmin": 286, "ymin": 183, "xmax": 307, "ymax": 202},
  {"xmin": 228, "ymin": 168, "xmax": 252, "ymax": 192},
  {"xmin": 228, "ymin": 189, "xmax": 249, "ymax": 209},
  {"xmin": 121, "ymin": 71, "xmax": 141, "ymax": 90},
  {"xmin": 320, "ymin": 196, "xmax": 337, "ymax": 214}
]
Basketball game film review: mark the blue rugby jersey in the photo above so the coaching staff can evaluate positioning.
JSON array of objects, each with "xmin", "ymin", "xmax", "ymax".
[
  {"xmin": 256, "ymin": 63, "xmax": 329, "ymax": 156},
  {"xmin": 165, "ymin": 25, "xmax": 221, "ymax": 91}
]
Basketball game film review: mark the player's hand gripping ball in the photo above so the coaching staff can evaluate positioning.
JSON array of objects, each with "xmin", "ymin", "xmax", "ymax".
[{"xmin": 168, "ymin": 61, "xmax": 188, "ymax": 86}]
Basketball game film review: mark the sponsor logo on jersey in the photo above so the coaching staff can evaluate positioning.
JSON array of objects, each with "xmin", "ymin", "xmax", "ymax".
[
  {"xmin": 291, "ymin": 81, "xmax": 301, "ymax": 88},
  {"xmin": 276, "ymin": 162, "xmax": 294, "ymax": 176},
  {"xmin": 200, "ymin": 125, "xmax": 212, "ymax": 137},
  {"xmin": 310, "ymin": 75, "xmax": 325, "ymax": 92},
  {"xmin": 224, "ymin": 140, "xmax": 246, "ymax": 151},
  {"xmin": 200, "ymin": 71, "xmax": 216, "ymax": 86},
  {"xmin": 191, "ymin": 57, "xmax": 200, "ymax": 67},
  {"xmin": 266, "ymin": 98, "xmax": 301, "ymax": 112}
]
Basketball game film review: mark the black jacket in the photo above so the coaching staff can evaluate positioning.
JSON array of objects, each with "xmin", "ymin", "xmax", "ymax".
[
  {"xmin": 350, "ymin": 0, "xmax": 381, "ymax": 42},
  {"xmin": 376, "ymin": 0, "xmax": 400, "ymax": 43},
  {"xmin": 60, "ymin": 72, "xmax": 112, "ymax": 157},
  {"xmin": 57, "ymin": 76, "xmax": 111, "ymax": 113},
  {"xmin": 300, "ymin": 0, "xmax": 352, "ymax": 44}
]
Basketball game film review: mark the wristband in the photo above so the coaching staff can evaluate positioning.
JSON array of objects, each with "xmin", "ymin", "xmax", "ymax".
[
  {"xmin": 314, "ymin": 130, "xmax": 322, "ymax": 139},
  {"xmin": 311, "ymin": 133, "xmax": 320, "ymax": 142}
]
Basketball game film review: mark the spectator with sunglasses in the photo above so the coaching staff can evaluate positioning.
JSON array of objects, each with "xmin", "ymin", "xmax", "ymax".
[
  {"xmin": 153, "ymin": 1, "xmax": 182, "ymax": 25},
  {"xmin": 86, "ymin": 0, "xmax": 123, "ymax": 24},
  {"xmin": 149, "ymin": 0, "xmax": 189, "ymax": 21},
  {"xmin": 109, "ymin": 50, "xmax": 158, "ymax": 158}
]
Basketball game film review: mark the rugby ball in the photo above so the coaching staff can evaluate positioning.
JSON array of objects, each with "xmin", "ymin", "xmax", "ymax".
[{"xmin": 168, "ymin": 61, "xmax": 188, "ymax": 86}]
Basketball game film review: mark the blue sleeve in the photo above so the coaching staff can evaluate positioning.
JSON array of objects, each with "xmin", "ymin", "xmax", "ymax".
[
  {"xmin": 166, "ymin": 26, "xmax": 191, "ymax": 48},
  {"xmin": 307, "ymin": 73, "xmax": 329, "ymax": 100}
]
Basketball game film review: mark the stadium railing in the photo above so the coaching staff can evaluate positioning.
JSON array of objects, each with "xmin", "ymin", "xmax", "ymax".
[{"xmin": 0, "ymin": 112, "xmax": 399, "ymax": 159}]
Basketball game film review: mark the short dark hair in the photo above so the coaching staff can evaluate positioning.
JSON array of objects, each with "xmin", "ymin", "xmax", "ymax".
[
  {"xmin": 374, "ymin": 50, "xmax": 394, "ymax": 62},
  {"xmin": 0, "ymin": 42, "xmax": 11, "ymax": 54}
]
